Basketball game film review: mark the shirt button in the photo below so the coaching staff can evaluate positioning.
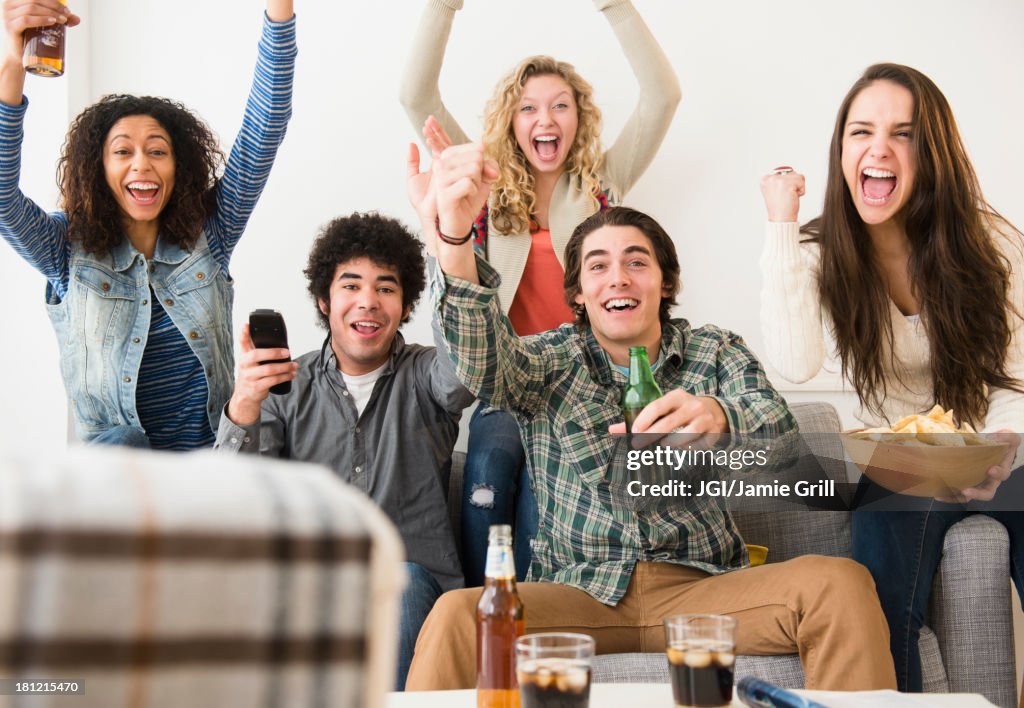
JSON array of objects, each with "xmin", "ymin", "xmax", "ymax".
[
  {"xmin": 342, "ymin": 391, "xmax": 349, "ymax": 397},
  {"xmin": 123, "ymin": 376, "xmax": 131, "ymax": 383},
  {"xmin": 354, "ymin": 466, "xmax": 362, "ymax": 474},
  {"xmin": 355, "ymin": 427, "xmax": 361, "ymax": 434},
  {"xmin": 243, "ymin": 437, "xmax": 251, "ymax": 444},
  {"xmin": 189, "ymin": 331, "xmax": 199, "ymax": 339},
  {"xmin": 164, "ymin": 298, "xmax": 174, "ymax": 307},
  {"xmin": 230, "ymin": 437, "xmax": 238, "ymax": 445},
  {"xmin": 132, "ymin": 337, "xmax": 141, "ymax": 344}
]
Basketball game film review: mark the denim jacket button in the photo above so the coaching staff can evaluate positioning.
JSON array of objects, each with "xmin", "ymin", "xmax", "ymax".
[
  {"xmin": 164, "ymin": 298, "xmax": 174, "ymax": 306},
  {"xmin": 101, "ymin": 282, "xmax": 110, "ymax": 292},
  {"xmin": 189, "ymin": 331, "xmax": 199, "ymax": 340},
  {"xmin": 142, "ymin": 298, "xmax": 148, "ymax": 305},
  {"xmin": 196, "ymin": 272, "xmax": 205, "ymax": 280},
  {"xmin": 132, "ymin": 337, "xmax": 141, "ymax": 344},
  {"xmin": 123, "ymin": 376, "xmax": 132, "ymax": 383}
]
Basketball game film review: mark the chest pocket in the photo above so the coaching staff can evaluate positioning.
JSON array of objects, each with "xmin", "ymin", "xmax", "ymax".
[
  {"xmin": 559, "ymin": 390, "xmax": 625, "ymax": 489},
  {"xmin": 165, "ymin": 258, "xmax": 228, "ymax": 324},
  {"xmin": 73, "ymin": 263, "xmax": 136, "ymax": 300},
  {"xmin": 168, "ymin": 258, "xmax": 224, "ymax": 295}
]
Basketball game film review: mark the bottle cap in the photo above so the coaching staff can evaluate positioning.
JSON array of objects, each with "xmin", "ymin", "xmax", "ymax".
[{"xmin": 488, "ymin": 524, "xmax": 512, "ymax": 546}]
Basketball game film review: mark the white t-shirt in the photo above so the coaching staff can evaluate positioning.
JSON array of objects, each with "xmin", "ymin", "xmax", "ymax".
[{"xmin": 342, "ymin": 362, "xmax": 388, "ymax": 417}]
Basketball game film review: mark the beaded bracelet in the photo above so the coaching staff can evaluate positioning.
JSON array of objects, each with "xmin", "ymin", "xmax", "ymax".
[{"xmin": 435, "ymin": 216, "xmax": 474, "ymax": 246}]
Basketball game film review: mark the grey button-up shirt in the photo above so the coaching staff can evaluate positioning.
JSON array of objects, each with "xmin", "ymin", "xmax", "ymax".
[{"xmin": 215, "ymin": 331, "xmax": 474, "ymax": 591}]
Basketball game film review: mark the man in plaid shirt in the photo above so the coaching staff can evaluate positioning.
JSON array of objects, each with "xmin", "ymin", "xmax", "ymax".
[{"xmin": 406, "ymin": 144, "xmax": 896, "ymax": 690}]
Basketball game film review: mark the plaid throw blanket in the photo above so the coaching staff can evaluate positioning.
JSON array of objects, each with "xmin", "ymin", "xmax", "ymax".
[{"xmin": 0, "ymin": 448, "xmax": 405, "ymax": 708}]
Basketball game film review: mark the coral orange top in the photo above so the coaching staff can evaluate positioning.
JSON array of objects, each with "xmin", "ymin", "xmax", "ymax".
[{"xmin": 508, "ymin": 228, "xmax": 576, "ymax": 336}]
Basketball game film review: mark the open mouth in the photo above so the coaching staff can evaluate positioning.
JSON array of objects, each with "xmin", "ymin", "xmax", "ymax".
[
  {"xmin": 351, "ymin": 320, "xmax": 383, "ymax": 337},
  {"xmin": 533, "ymin": 135, "xmax": 560, "ymax": 162},
  {"xmin": 126, "ymin": 181, "xmax": 160, "ymax": 206},
  {"xmin": 860, "ymin": 167, "xmax": 897, "ymax": 206},
  {"xmin": 603, "ymin": 298, "xmax": 638, "ymax": 313}
]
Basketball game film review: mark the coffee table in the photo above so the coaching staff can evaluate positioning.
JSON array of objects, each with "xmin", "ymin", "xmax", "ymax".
[{"xmin": 387, "ymin": 684, "xmax": 996, "ymax": 707}]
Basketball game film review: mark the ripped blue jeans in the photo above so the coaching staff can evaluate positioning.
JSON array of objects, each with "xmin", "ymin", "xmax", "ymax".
[{"xmin": 461, "ymin": 405, "xmax": 538, "ymax": 586}]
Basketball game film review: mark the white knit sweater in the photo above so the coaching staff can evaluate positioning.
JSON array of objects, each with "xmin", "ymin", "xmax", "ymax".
[{"xmin": 760, "ymin": 221, "xmax": 1024, "ymax": 434}]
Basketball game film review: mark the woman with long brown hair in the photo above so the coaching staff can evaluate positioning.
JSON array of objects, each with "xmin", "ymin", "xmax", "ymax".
[
  {"xmin": 759, "ymin": 63, "xmax": 1023, "ymax": 693},
  {"xmin": 401, "ymin": 0, "xmax": 680, "ymax": 587}
]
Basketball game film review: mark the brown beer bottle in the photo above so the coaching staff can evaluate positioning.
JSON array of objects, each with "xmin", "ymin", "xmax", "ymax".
[
  {"xmin": 23, "ymin": 0, "xmax": 67, "ymax": 77},
  {"xmin": 477, "ymin": 524, "xmax": 524, "ymax": 708},
  {"xmin": 622, "ymin": 345, "xmax": 663, "ymax": 434}
]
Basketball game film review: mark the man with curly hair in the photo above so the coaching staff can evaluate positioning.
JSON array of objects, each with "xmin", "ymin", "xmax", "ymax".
[{"xmin": 215, "ymin": 212, "xmax": 474, "ymax": 690}]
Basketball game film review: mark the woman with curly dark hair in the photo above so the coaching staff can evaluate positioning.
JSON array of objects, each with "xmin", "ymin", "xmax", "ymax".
[
  {"xmin": 759, "ymin": 63, "xmax": 1024, "ymax": 693},
  {"xmin": 0, "ymin": 0, "xmax": 296, "ymax": 450}
]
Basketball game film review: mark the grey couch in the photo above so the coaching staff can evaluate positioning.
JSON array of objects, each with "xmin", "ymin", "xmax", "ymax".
[{"xmin": 447, "ymin": 402, "xmax": 1018, "ymax": 707}]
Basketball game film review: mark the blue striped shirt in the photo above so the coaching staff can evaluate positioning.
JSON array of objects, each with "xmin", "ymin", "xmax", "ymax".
[{"xmin": 0, "ymin": 13, "xmax": 297, "ymax": 449}]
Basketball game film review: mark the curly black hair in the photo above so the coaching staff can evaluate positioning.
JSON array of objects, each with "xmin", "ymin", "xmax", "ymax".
[
  {"xmin": 304, "ymin": 212, "xmax": 426, "ymax": 329},
  {"xmin": 58, "ymin": 94, "xmax": 224, "ymax": 256}
]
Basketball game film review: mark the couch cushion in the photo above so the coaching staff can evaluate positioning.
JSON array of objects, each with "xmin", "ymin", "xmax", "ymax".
[{"xmin": 728, "ymin": 402, "xmax": 852, "ymax": 560}]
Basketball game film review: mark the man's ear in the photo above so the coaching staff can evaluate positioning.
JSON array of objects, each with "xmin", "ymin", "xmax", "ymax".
[
  {"xmin": 318, "ymin": 298, "xmax": 329, "ymax": 316},
  {"xmin": 662, "ymin": 281, "xmax": 673, "ymax": 298},
  {"xmin": 402, "ymin": 304, "xmax": 412, "ymax": 323},
  {"xmin": 574, "ymin": 291, "xmax": 585, "ymax": 306}
]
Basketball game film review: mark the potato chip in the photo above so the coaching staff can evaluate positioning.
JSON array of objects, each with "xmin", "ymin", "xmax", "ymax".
[{"xmin": 855, "ymin": 406, "xmax": 994, "ymax": 447}]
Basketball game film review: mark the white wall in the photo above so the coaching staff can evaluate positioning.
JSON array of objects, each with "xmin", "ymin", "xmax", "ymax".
[{"xmin": 3, "ymin": 0, "xmax": 1023, "ymax": 445}]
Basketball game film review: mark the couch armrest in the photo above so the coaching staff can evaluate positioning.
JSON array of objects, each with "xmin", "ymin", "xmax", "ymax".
[{"xmin": 929, "ymin": 514, "xmax": 1016, "ymax": 707}]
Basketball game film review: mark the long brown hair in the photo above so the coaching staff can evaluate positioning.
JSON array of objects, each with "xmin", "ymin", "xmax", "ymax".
[
  {"xmin": 804, "ymin": 63, "xmax": 1021, "ymax": 426},
  {"xmin": 482, "ymin": 56, "xmax": 604, "ymax": 235}
]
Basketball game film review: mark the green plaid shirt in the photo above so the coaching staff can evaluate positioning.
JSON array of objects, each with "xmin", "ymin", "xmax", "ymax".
[{"xmin": 433, "ymin": 258, "xmax": 797, "ymax": 605}]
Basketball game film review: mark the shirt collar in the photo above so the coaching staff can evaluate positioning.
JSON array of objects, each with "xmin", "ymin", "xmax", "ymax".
[
  {"xmin": 107, "ymin": 232, "xmax": 197, "ymax": 272},
  {"xmin": 581, "ymin": 319, "xmax": 688, "ymax": 386},
  {"xmin": 318, "ymin": 331, "xmax": 406, "ymax": 375}
]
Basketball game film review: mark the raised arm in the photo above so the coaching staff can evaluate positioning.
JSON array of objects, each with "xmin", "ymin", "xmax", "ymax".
[
  {"xmin": 0, "ymin": 1, "xmax": 81, "ymax": 282},
  {"xmin": 398, "ymin": 0, "xmax": 470, "ymax": 146},
  {"xmin": 758, "ymin": 168, "xmax": 827, "ymax": 383},
  {"xmin": 0, "ymin": 0, "xmax": 80, "ymax": 105},
  {"xmin": 597, "ymin": 0, "xmax": 681, "ymax": 198},
  {"xmin": 430, "ymin": 141, "xmax": 554, "ymax": 413},
  {"xmin": 205, "ymin": 1, "xmax": 297, "ymax": 268}
]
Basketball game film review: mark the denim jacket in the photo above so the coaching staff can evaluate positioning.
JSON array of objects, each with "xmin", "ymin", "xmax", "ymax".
[{"xmin": 47, "ymin": 234, "xmax": 233, "ymax": 440}]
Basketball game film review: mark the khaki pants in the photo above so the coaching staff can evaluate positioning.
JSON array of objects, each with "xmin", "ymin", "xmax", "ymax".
[{"xmin": 406, "ymin": 556, "xmax": 896, "ymax": 691}]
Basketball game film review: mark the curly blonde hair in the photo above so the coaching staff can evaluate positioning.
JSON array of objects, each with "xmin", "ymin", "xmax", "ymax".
[{"xmin": 482, "ymin": 56, "xmax": 604, "ymax": 235}]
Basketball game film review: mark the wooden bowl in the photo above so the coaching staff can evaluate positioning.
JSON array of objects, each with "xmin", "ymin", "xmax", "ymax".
[{"xmin": 840, "ymin": 431, "xmax": 1008, "ymax": 497}]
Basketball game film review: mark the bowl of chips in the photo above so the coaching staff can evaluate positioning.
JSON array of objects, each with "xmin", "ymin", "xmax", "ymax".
[{"xmin": 841, "ymin": 406, "xmax": 1008, "ymax": 497}]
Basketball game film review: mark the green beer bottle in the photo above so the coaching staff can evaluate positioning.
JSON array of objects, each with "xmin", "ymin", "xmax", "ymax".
[{"xmin": 622, "ymin": 346, "xmax": 663, "ymax": 434}]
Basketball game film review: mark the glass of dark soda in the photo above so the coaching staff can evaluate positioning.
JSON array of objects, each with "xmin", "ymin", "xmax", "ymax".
[
  {"xmin": 516, "ymin": 633, "xmax": 594, "ymax": 708},
  {"xmin": 663, "ymin": 615, "xmax": 736, "ymax": 708}
]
